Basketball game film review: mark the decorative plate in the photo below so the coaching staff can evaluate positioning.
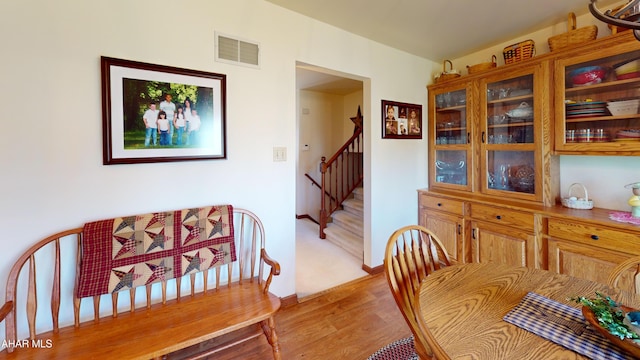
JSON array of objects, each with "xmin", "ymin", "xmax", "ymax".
[
  {"xmin": 617, "ymin": 129, "xmax": 640, "ymax": 138},
  {"xmin": 566, "ymin": 109, "xmax": 608, "ymax": 115},
  {"xmin": 582, "ymin": 306, "xmax": 640, "ymax": 358},
  {"xmin": 567, "ymin": 113, "xmax": 607, "ymax": 119},
  {"xmin": 566, "ymin": 101, "xmax": 607, "ymax": 109}
]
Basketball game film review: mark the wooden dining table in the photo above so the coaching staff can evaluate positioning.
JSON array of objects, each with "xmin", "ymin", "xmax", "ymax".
[{"xmin": 415, "ymin": 262, "xmax": 640, "ymax": 359}]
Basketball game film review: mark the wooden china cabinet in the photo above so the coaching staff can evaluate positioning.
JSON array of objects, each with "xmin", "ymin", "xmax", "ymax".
[
  {"xmin": 421, "ymin": 31, "xmax": 640, "ymax": 280},
  {"xmin": 425, "ymin": 57, "xmax": 556, "ymax": 268},
  {"xmin": 554, "ymin": 33, "xmax": 640, "ymax": 155},
  {"xmin": 428, "ymin": 57, "xmax": 556, "ymax": 204},
  {"xmin": 547, "ymin": 215, "xmax": 640, "ymax": 291}
]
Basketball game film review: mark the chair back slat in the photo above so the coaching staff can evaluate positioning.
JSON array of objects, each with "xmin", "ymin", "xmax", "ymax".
[
  {"xmin": 73, "ymin": 233, "xmax": 82, "ymax": 326},
  {"xmin": 93, "ymin": 296, "xmax": 100, "ymax": 320},
  {"xmin": 111, "ymin": 293, "xmax": 118, "ymax": 317},
  {"xmin": 410, "ymin": 236, "xmax": 427, "ymax": 282},
  {"xmin": 214, "ymin": 266, "xmax": 221, "ymax": 290},
  {"xmin": 400, "ymin": 237, "xmax": 420, "ymax": 296},
  {"xmin": 385, "ymin": 225, "xmax": 452, "ymax": 360},
  {"xmin": 27, "ymin": 255, "xmax": 37, "ymax": 339},
  {"xmin": 175, "ymin": 277, "xmax": 182, "ymax": 301},
  {"xmin": 237, "ymin": 212, "xmax": 245, "ymax": 284},
  {"xmin": 145, "ymin": 284, "xmax": 152, "ymax": 309},
  {"xmin": 73, "ymin": 297, "xmax": 81, "ymax": 327},
  {"xmin": 129, "ymin": 288, "xmax": 135, "ymax": 312},
  {"xmin": 422, "ymin": 231, "xmax": 441, "ymax": 273},
  {"xmin": 190, "ymin": 273, "xmax": 197, "ymax": 296},
  {"xmin": 161, "ymin": 281, "xmax": 167, "ymax": 304},
  {"xmin": 251, "ymin": 222, "xmax": 258, "ymax": 282},
  {"xmin": 51, "ymin": 239, "xmax": 61, "ymax": 332}
]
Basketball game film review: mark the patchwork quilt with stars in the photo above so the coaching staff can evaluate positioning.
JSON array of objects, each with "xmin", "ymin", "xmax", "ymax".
[{"xmin": 76, "ymin": 205, "xmax": 235, "ymax": 298}]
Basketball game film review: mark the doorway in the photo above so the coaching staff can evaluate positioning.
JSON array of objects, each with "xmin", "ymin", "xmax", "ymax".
[{"xmin": 294, "ymin": 63, "xmax": 368, "ymax": 298}]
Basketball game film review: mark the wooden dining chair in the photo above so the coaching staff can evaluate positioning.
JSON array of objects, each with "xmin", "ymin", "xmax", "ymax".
[
  {"xmin": 608, "ymin": 255, "xmax": 640, "ymax": 294},
  {"xmin": 384, "ymin": 225, "xmax": 452, "ymax": 360}
]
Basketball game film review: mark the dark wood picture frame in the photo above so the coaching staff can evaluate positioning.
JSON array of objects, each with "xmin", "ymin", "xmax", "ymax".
[
  {"xmin": 381, "ymin": 100, "xmax": 422, "ymax": 139},
  {"xmin": 101, "ymin": 56, "xmax": 227, "ymax": 165}
]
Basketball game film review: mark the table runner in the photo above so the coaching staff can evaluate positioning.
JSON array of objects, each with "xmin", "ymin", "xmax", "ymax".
[
  {"xmin": 77, "ymin": 205, "xmax": 235, "ymax": 298},
  {"xmin": 503, "ymin": 292, "xmax": 636, "ymax": 360}
]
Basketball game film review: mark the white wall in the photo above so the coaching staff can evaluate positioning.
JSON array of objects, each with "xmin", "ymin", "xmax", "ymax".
[
  {"xmin": 295, "ymin": 89, "xmax": 363, "ymax": 221},
  {"xmin": 0, "ymin": 0, "xmax": 434, "ymax": 337},
  {"xmin": 449, "ymin": 7, "xmax": 640, "ymax": 211},
  {"xmin": 296, "ymin": 90, "xmax": 340, "ymax": 219},
  {"xmin": 296, "ymin": 88, "xmax": 365, "ymax": 213}
]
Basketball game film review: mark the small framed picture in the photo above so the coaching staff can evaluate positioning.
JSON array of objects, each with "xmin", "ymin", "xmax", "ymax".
[
  {"xmin": 381, "ymin": 100, "xmax": 422, "ymax": 139},
  {"xmin": 101, "ymin": 56, "xmax": 227, "ymax": 165}
]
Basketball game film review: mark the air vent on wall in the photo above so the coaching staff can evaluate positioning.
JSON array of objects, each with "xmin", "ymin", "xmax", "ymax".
[{"xmin": 216, "ymin": 33, "xmax": 260, "ymax": 68}]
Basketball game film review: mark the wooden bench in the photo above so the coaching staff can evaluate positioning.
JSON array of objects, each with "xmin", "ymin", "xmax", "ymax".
[{"xmin": 0, "ymin": 207, "xmax": 281, "ymax": 359}]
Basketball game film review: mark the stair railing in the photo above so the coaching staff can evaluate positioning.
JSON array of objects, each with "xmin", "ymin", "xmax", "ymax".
[{"xmin": 319, "ymin": 125, "xmax": 363, "ymax": 238}]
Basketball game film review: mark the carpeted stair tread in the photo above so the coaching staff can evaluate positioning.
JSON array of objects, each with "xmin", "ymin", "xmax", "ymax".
[
  {"xmin": 331, "ymin": 210, "xmax": 363, "ymax": 237},
  {"xmin": 323, "ymin": 224, "xmax": 363, "ymax": 259},
  {"xmin": 353, "ymin": 187, "xmax": 364, "ymax": 201},
  {"xmin": 342, "ymin": 197, "xmax": 363, "ymax": 217}
]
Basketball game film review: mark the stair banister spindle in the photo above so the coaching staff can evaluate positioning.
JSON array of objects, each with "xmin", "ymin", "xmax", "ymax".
[{"xmin": 320, "ymin": 156, "xmax": 328, "ymax": 239}]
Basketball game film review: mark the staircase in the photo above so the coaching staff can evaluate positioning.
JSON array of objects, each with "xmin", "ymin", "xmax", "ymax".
[{"xmin": 323, "ymin": 187, "xmax": 363, "ymax": 259}]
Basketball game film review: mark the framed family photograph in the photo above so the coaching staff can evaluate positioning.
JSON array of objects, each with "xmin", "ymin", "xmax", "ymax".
[
  {"xmin": 381, "ymin": 100, "xmax": 422, "ymax": 139},
  {"xmin": 101, "ymin": 56, "xmax": 227, "ymax": 165}
]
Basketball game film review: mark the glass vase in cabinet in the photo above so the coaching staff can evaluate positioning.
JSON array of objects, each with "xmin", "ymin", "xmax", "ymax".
[
  {"xmin": 554, "ymin": 33, "xmax": 640, "ymax": 155},
  {"xmin": 429, "ymin": 84, "xmax": 473, "ymax": 191}
]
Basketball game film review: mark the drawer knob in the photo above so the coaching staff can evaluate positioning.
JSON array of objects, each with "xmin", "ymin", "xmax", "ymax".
[
  {"xmin": 496, "ymin": 215, "xmax": 502, "ymax": 220},
  {"xmin": 437, "ymin": 203, "xmax": 442, "ymax": 207},
  {"xmin": 590, "ymin": 235, "xmax": 599, "ymax": 240}
]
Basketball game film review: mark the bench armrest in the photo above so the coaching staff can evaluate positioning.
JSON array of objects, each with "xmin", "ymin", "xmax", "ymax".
[
  {"xmin": 261, "ymin": 249, "xmax": 281, "ymax": 293},
  {"xmin": 0, "ymin": 301, "xmax": 13, "ymax": 323}
]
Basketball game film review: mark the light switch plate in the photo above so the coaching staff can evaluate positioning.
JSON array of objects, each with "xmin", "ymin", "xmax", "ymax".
[{"xmin": 273, "ymin": 147, "xmax": 287, "ymax": 161}]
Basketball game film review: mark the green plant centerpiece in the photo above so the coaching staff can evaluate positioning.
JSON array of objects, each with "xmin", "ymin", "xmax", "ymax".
[{"xmin": 572, "ymin": 292, "xmax": 640, "ymax": 340}]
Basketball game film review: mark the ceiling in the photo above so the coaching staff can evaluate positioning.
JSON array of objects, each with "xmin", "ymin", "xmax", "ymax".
[
  {"xmin": 296, "ymin": 64, "xmax": 365, "ymax": 95},
  {"xmin": 267, "ymin": 0, "xmax": 618, "ymax": 61}
]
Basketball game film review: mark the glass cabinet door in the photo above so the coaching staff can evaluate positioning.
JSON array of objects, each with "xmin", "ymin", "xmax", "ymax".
[
  {"xmin": 435, "ymin": 150, "xmax": 468, "ymax": 185},
  {"xmin": 555, "ymin": 43, "xmax": 640, "ymax": 154},
  {"xmin": 481, "ymin": 70, "xmax": 540, "ymax": 200},
  {"xmin": 486, "ymin": 74, "xmax": 535, "ymax": 145},
  {"xmin": 430, "ymin": 87, "xmax": 472, "ymax": 191},
  {"xmin": 486, "ymin": 151, "xmax": 535, "ymax": 194}
]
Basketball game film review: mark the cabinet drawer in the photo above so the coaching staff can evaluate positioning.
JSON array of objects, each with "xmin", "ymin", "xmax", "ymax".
[
  {"xmin": 548, "ymin": 218, "xmax": 640, "ymax": 255},
  {"xmin": 470, "ymin": 203, "xmax": 534, "ymax": 229},
  {"xmin": 420, "ymin": 194, "xmax": 464, "ymax": 216}
]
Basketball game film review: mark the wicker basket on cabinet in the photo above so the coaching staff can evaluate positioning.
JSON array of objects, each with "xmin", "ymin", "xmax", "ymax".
[
  {"xmin": 548, "ymin": 12, "xmax": 597, "ymax": 52},
  {"xmin": 434, "ymin": 60, "xmax": 461, "ymax": 83},
  {"xmin": 561, "ymin": 183, "xmax": 594, "ymax": 210},
  {"xmin": 503, "ymin": 39, "xmax": 535, "ymax": 64},
  {"xmin": 467, "ymin": 55, "xmax": 497, "ymax": 74}
]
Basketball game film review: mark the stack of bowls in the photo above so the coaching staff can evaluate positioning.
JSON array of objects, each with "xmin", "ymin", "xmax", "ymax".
[
  {"xmin": 607, "ymin": 98, "xmax": 640, "ymax": 116},
  {"xmin": 613, "ymin": 58, "xmax": 640, "ymax": 80},
  {"xmin": 568, "ymin": 66, "xmax": 608, "ymax": 87}
]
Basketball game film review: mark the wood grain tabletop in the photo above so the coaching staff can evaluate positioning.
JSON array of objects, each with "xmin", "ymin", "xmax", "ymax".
[{"xmin": 416, "ymin": 263, "xmax": 640, "ymax": 359}]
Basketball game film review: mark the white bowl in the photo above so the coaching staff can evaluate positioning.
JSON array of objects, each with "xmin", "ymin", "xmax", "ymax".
[
  {"xmin": 608, "ymin": 98, "xmax": 640, "ymax": 105},
  {"xmin": 608, "ymin": 103, "xmax": 639, "ymax": 116}
]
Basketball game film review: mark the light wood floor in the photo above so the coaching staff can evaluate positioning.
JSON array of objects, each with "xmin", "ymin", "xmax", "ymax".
[{"xmin": 169, "ymin": 272, "xmax": 411, "ymax": 359}]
